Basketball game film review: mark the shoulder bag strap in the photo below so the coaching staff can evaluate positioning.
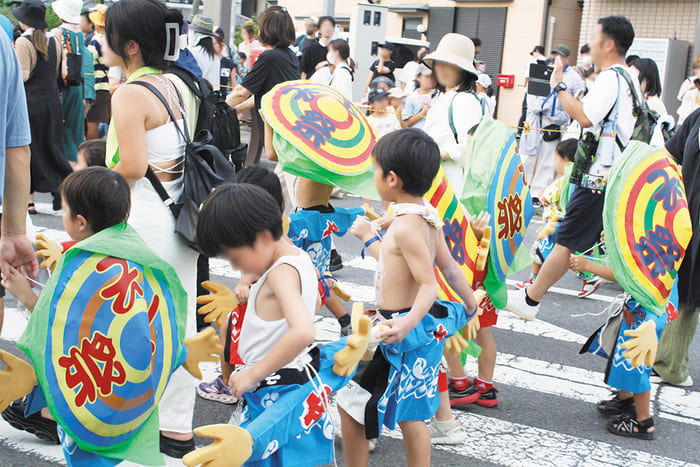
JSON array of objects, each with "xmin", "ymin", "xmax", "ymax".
[
  {"xmin": 448, "ymin": 94, "xmax": 458, "ymax": 143},
  {"xmin": 130, "ymin": 79, "xmax": 191, "ymax": 144}
]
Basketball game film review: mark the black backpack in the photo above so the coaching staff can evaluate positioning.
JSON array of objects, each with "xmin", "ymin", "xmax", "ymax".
[
  {"xmin": 169, "ymin": 66, "xmax": 247, "ymax": 171},
  {"xmin": 132, "ymin": 80, "xmax": 237, "ymax": 253}
]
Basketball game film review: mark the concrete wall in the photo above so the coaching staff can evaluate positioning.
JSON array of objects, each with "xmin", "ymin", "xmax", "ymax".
[
  {"xmin": 578, "ymin": 0, "xmax": 700, "ymax": 58},
  {"xmin": 549, "ymin": 0, "xmax": 584, "ymax": 64}
]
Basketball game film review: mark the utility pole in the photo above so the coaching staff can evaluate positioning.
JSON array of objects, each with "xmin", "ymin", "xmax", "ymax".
[{"xmin": 323, "ymin": 0, "xmax": 335, "ymax": 17}]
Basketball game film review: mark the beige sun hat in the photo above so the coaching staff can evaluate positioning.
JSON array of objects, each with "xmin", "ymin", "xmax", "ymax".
[{"xmin": 423, "ymin": 33, "xmax": 477, "ymax": 76}]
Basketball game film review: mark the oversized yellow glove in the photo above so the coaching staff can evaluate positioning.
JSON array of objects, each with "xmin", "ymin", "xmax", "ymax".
[
  {"xmin": 332, "ymin": 284, "xmax": 351, "ymax": 302},
  {"xmin": 362, "ymin": 203, "xmax": 380, "ymax": 221},
  {"xmin": 183, "ymin": 327, "xmax": 224, "ymax": 380},
  {"xmin": 0, "ymin": 350, "xmax": 38, "ymax": 412},
  {"xmin": 34, "ymin": 234, "xmax": 62, "ymax": 272},
  {"xmin": 182, "ymin": 424, "xmax": 253, "ymax": 467},
  {"xmin": 463, "ymin": 289, "xmax": 487, "ymax": 340},
  {"xmin": 444, "ymin": 332, "xmax": 468, "ymax": 356},
  {"xmin": 476, "ymin": 226, "xmax": 491, "ymax": 272},
  {"xmin": 333, "ymin": 303, "xmax": 371, "ymax": 375},
  {"xmin": 197, "ymin": 281, "xmax": 238, "ymax": 327},
  {"xmin": 620, "ymin": 320, "xmax": 658, "ymax": 368}
]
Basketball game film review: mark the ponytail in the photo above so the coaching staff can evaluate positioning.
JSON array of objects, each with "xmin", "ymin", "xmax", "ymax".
[
  {"xmin": 330, "ymin": 38, "xmax": 353, "ymax": 71},
  {"xmin": 31, "ymin": 29, "xmax": 49, "ymax": 61}
]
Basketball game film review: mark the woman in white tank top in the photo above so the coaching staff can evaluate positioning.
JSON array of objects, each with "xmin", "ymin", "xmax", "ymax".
[{"xmin": 104, "ymin": 0, "xmax": 199, "ymax": 454}]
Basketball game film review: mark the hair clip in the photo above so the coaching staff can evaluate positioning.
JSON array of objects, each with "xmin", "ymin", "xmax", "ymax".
[{"xmin": 164, "ymin": 22, "xmax": 180, "ymax": 61}]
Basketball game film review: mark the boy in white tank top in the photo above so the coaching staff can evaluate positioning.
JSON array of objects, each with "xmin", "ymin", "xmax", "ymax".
[{"xmin": 190, "ymin": 183, "xmax": 362, "ymax": 467}]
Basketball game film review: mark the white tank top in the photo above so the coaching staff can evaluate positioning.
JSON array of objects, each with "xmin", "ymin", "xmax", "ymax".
[{"xmin": 238, "ymin": 248, "xmax": 318, "ymax": 369}]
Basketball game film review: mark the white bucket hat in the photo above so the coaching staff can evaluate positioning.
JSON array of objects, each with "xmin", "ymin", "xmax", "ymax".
[
  {"xmin": 423, "ymin": 33, "xmax": 477, "ymax": 76},
  {"xmin": 52, "ymin": 0, "xmax": 82, "ymax": 24}
]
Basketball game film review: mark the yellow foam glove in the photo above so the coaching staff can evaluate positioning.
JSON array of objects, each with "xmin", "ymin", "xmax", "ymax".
[
  {"xmin": 333, "ymin": 316, "xmax": 372, "ymax": 377},
  {"xmin": 183, "ymin": 327, "xmax": 224, "ymax": 380},
  {"xmin": 362, "ymin": 203, "xmax": 380, "ymax": 221},
  {"xmin": 332, "ymin": 284, "xmax": 351, "ymax": 302},
  {"xmin": 621, "ymin": 320, "xmax": 658, "ymax": 368},
  {"xmin": 463, "ymin": 289, "xmax": 487, "ymax": 340},
  {"xmin": 34, "ymin": 234, "xmax": 62, "ymax": 272},
  {"xmin": 197, "ymin": 281, "xmax": 238, "ymax": 327},
  {"xmin": 0, "ymin": 350, "xmax": 38, "ymax": 412},
  {"xmin": 444, "ymin": 332, "xmax": 468, "ymax": 356},
  {"xmin": 476, "ymin": 226, "xmax": 491, "ymax": 272},
  {"xmin": 182, "ymin": 424, "xmax": 253, "ymax": 467}
]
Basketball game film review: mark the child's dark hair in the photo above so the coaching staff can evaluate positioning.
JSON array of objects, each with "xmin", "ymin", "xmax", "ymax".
[
  {"xmin": 555, "ymin": 138, "xmax": 577, "ymax": 162},
  {"xmin": 237, "ymin": 166, "xmax": 284, "ymax": 212},
  {"xmin": 77, "ymin": 140, "xmax": 107, "ymax": 167},
  {"xmin": 60, "ymin": 167, "xmax": 131, "ymax": 232},
  {"xmin": 373, "ymin": 128, "xmax": 440, "ymax": 197},
  {"xmin": 106, "ymin": 0, "xmax": 183, "ymax": 71},
  {"xmin": 197, "ymin": 184, "xmax": 283, "ymax": 256}
]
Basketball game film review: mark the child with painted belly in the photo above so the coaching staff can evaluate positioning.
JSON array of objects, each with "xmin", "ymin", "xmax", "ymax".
[{"xmin": 337, "ymin": 128, "xmax": 479, "ymax": 467}]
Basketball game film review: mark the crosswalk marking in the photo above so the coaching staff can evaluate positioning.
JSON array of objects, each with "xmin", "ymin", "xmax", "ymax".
[{"xmin": 384, "ymin": 412, "xmax": 699, "ymax": 467}]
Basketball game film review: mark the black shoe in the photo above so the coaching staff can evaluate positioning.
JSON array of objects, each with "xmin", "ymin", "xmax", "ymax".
[
  {"xmin": 329, "ymin": 249, "xmax": 343, "ymax": 272},
  {"xmin": 160, "ymin": 433, "xmax": 195, "ymax": 458},
  {"xmin": 597, "ymin": 391, "xmax": 635, "ymax": 416},
  {"xmin": 1, "ymin": 399, "xmax": 59, "ymax": 444},
  {"xmin": 51, "ymin": 192, "xmax": 62, "ymax": 211},
  {"xmin": 474, "ymin": 388, "xmax": 499, "ymax": 408},
  {"xmin": 449, "ymin": 381, "xmax": 480, "ymax": 407}
]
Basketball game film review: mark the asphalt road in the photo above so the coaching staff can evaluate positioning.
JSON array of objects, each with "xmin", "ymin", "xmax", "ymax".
[{"xmin": 0, "ymin": 185, "xmax": 698, "ymax": 467}]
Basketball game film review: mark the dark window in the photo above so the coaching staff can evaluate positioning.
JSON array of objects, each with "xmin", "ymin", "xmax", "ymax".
[{"xmin": 402, "ymin": 17, "xmax": 423, "ymax": 40}]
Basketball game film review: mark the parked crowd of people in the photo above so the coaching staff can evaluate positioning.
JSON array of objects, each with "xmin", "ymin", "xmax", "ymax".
[{"xmin": 0, "ymin": 2, "xmax": 697, "ymax": 466}]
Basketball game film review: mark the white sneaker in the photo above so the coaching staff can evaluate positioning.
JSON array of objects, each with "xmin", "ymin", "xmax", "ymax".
[
  {"xmin": 428, "ymin": 417, "xmax": 467, "ymax": 445},
  {"xmin": 505, "ymin": 287, "xmax": 539, "ymax": 321},
  {"xmin": 649, "ymin": 374, "xmax": 694, "ymax": 387}
]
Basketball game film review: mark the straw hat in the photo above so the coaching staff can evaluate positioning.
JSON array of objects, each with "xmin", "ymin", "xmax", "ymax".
[
  {"xmin": 88, "ymin": 4, "xmax": 106, "ymax": 28},
  {"xmin": 423, "ymin": 33, "xmax": 477, "ymax": 76},
  {"xmin": 13, "ymin": 0, "xmax": 48, "ymax": 30},
  {"xmin": 52, "ymin": 0, "xmax": 82, "ymax": 24}
]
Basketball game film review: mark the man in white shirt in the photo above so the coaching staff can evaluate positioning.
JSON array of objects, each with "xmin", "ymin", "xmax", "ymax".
[{"xmin": 510, "ymin": 15, "xmax": 640, "ymax": 320}]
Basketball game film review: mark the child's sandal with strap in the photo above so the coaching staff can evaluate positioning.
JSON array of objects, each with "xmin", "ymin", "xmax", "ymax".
[{"xmin": 607, "ymin": 414, "xmax": 654, "ymax": 440}]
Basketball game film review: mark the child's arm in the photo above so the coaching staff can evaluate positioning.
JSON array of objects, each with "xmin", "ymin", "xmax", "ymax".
[
  {"xmin": 350, "ymin": 216, "xmax": 383, "ymax": 260},
  {"xmin": 1, "ymin": 266, "xmax": 38, "ymax": 311},
  {"xmin": 569, "ymin": 254, "xmax": 616, "ymax": 282},
  {"xmin": 234, "ymin": 273, "xmax": 257, "ymax": 305},
  {"xmin": 435, "ymin": 236, "xmax": 478, "ymax": 317},
  {"xmin": 377, "ymin": 224, "xmax": 439, "ymax": 344},
  {"xmin": 228, "ymin": 265, "xmax": 315, "ymax": 398}
]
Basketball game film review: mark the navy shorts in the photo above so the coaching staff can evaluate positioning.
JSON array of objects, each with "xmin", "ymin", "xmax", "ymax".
[{"xmin": 555, "ymin": 186, "xmax": 604, "ymax": 252}]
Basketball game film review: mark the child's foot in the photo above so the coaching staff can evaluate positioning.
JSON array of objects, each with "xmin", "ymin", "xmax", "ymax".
[
  {"xmin": 449, "ymin": 381, "xmax": 479, "ymax": 406},
  {"xmin": 197, "ymin": 375, "xmax": 238, "ymax": 404},
  {"xmin": 451, "ymin": 381, "xmax": 500, "ymax": 408},
  {"xmin": 578, "ymin": 277, "xmax": 603, "ymax": 298},
  {"xmin": 506, "ymin": 288, "xmax": 539, "ymax": 321},
  {"xmin": 1, "ymin": 399, "xmax": 59, "ymax": 444},
  {"xmin": 428, "ymin": 417, "xmax": 466, "ymax": 444},
  {"xmin": 329, "ymin": 249, "xmax": 343, "ymax": 272},
  {"xmin": 597, "ymin": 392, "xmax": 635, "ymax": 416},
  {"xmin": 27, "ymin": 203, "xmax": 37, "ymax": 215},
  {"xmin": 607, "ymin": 414, "xmax": 654, "ymax": 440},
  {"xmin": 514, "ymin": 277, "xmax": 534, "ymax": 290}
]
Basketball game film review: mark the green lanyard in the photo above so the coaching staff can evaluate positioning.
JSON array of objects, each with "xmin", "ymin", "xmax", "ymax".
[{"xmin": 105, "ymin": 66, "xmax": 163, "ymax": 169}]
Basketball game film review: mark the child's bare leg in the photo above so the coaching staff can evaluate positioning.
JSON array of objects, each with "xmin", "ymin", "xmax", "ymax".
[
  {"xmin": 398, "ymin": 420, "xmax": 431, "ymax": 467},
  {"xmin": 444, "ymin": 350, "xmax": 465, "ymax": 378},
  {"xmin": 434, "ymin": 390, "xmax": 452, "ymax": 421},
  {"xmin": 633, "ymin": 391, "xmax": 653, "ymax": 427},
  {"xmin": 532, "ymin": 263, "xmax": 541, "ymax": 275},
  {"xmin": 0, "ymin": 297, "xmax": 4, "ymax": 335},
  {"xmin": 325, "ymin": 294, "xmax": 347, "ymax": 319},
  {"xmin": 476, "ymin": 327, "xmax": 496, "ymax": 382},
  {"xmin": 218, "ymin": 325, "xmax": 235, "ymax": 383},
  {"xmin": 339, "ymin": 407, "xmax": 369, "ymax": 467}
]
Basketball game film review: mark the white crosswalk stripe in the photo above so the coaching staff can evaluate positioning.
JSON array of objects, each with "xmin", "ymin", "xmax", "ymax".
[{"xmin": 3, "ymin": 228, "xmax": 697, "ymax": 465}]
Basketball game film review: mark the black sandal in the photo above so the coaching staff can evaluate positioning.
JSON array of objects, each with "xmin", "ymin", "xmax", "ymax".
[
  {"xmin": 27, "ymin": 203, "xmax": 37, "ymax": 215},
  {"xmin": 597, "ymin": 391, "xmax": 635, "ymax": 416},
  {"xmin": 607, "ymin": 414, "xmax": 654, "ymax": 440}
]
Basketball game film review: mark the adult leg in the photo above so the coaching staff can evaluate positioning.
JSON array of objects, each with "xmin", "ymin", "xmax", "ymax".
[
  {"xmin": 398, "ymin": 420, "xmax": 431, "ymax": 467},
  {"xmin": 527, "ymin": 243, "xmax": 572, "ymax": 302},
  {"xmin": 654, "ymin": 304, "xmax": 699, "ymax": 384},
  {"xmin": 339, "ymin": 407, "xmax": 369, "ymax": 467}
]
